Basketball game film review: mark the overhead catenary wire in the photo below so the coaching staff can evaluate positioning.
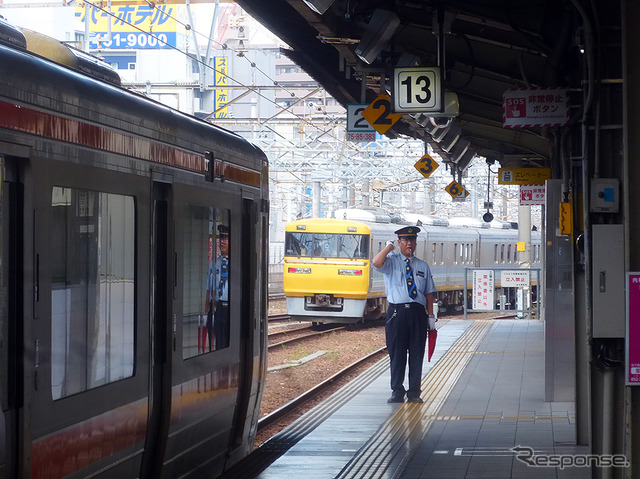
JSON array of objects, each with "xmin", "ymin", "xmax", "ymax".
[{"xmin": 79, "ymin": 0, "xmax": 346, "ymax": 146}]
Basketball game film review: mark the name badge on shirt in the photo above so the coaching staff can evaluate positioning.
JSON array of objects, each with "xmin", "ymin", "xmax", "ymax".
[{"xmin": 416, "ymin": 270, "xmax": 425, "ymax": 278}]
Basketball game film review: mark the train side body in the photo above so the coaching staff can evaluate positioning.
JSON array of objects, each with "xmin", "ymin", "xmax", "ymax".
[{"xmin": 0, "ymin": 35, "xmax": 268, "ymax": 479}]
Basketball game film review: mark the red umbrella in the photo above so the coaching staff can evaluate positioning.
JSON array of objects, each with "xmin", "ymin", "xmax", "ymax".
[{"xmin": 428, "ymin": 328, "xmax": 437, "ymax": 362}]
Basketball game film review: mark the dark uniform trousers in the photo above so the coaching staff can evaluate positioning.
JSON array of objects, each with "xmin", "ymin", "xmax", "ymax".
[
  {"xmin": 385, "ymin": 302, "xmax": 428, "ymax": 398},
  {"xmin": 214, "ymin": 300, "xmax": 230, "ymax": 349},
  {"xmin": 207, "ymin": 300, "xmax": 230, "ymax": 350}
]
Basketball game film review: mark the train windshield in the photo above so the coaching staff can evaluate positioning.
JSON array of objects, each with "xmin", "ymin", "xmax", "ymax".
[{"xmin": 285, "ymin": 232, "xmax": 369, "ymax": 259}]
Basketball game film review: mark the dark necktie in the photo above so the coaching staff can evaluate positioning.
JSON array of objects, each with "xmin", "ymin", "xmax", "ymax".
[
  {"xmin": 218, "ymin": 256, "xmax": 228, "ymax": 298},
  {"xmin": 405, "ymin": 258, "xmax": 417, "ymax": 299}
]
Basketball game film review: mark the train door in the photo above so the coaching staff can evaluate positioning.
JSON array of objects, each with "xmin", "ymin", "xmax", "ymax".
[
  {"xmin": 158, "ymin": 183, "xmax": 239, "ymax": 478},
  {"xmin": 139, "ymin": 181, "xmax": 174, "ymax": 478},
  {"xmin": 26, "ymin": 160, "xmax": 152, "ymax": 479},
  {"xmin": 227, "ymin": 197, "xmax": 267, "ymax": 462},
  {"xmin": 0, "ymin": 154, "xmax": 22, "ymax": 479}
]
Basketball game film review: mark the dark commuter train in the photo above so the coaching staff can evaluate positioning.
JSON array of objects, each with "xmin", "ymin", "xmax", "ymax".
[
  {"xmin": 283, "ymin": 209, "xmax": 541, "ymax": 323},
  {"xmin": 0, "ymin": 18, "xmax": 269, "ymax": 479}
]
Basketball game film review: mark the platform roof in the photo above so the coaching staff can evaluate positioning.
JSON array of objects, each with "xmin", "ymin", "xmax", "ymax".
[{"xmin": 235, "ymin": 0, "xmax": 583, "ymax": 172}]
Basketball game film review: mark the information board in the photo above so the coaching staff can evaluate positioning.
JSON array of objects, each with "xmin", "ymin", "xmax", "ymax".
[
  {"xmin": 502, "ymin": 270, "xmax": 530, "ymax": 287},
  {"xmin": 503, "ymin": 87, "xmax": 569, "ymax": 128},
  {"xmin": 520, "ymin": 185, "xmax": 546, "ymax": 206},
  {"xmin": 473, "ymin": 270, "xmax": 494, "ymax": 311}
]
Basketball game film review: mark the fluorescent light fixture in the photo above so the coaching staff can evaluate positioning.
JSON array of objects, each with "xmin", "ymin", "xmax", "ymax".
[
  {"xmin": 456, "ymin": 148, "xmax": 476, "ymax": 171},
  {"xmin": 355, "ymin": 9, "xmax": 400, "ymax": 64},
  {"xmin": 303, "ymin": 0, "xmax": 335, "ymax": 14}
]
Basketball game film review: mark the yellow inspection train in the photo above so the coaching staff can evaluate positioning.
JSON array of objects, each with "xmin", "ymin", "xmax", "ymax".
[{"xmin": 283, "ymin": 212, "xmax": 541, "ymax": 323}]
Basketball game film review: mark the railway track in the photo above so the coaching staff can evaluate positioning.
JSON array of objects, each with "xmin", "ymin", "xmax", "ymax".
[{"xmin": 268, "ymin": 325, "xmax": 346, "ymax": 350}]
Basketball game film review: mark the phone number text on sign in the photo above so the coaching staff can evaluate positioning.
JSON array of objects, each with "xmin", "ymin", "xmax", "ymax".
[{"xmin": 93, "ymin": 32, "xmax": 175, "ymax": 49}]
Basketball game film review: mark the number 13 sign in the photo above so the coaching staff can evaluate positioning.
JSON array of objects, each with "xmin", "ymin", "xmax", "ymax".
[{"xmin": 393, "ymin": 67, "xmax": 442, "ymax": 113}]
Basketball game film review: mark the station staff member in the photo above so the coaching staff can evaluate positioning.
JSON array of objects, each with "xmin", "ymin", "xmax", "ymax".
[
  {"xmin": 372, "ymin": 226, "xmax": 436, "ymax": 403},
  {"xmin": 205, "ymin": 224, "xmax": 230, "ymax": 350}
]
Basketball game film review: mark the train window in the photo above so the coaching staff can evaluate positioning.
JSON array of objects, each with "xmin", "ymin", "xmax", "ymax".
[
  {"xmin": 439, "ymin": 242, "xmax": 444, "ymax": 265},
  {"xmin": 500, "ymin": 244, "xmax": 505, "ymax": 263},
  {"xmin": 50, "ymin": 187, "xmax": 135, "ymax": 400},
  {"xmin": 432, "ymin": 243, "xmax": 436, "ymax": 264},
  {"xmin": 182, "ymin": 205, "xmax": 231, "ymax": 358},
  {"xmin": 285, "ymin": 232, "xmax": 369, "ymax": 259},
  {"xmin": 494, "ymin": 244, "xmax": 499, "ymax": 263},
  {"xmin": 507, "ymin": 244, "xmax": 512, "ymax": 263},
  {"xmin": 453, "ymin": 243, "xmax": 458, "ymax": 264}
]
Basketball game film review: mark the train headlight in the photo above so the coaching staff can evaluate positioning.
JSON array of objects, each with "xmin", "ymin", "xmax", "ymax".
[
  {"xmin": 288, "ymin": 267, "xmax": 311, "ymax": 274},
  {"xmin": 338, "ymin": 269, "xmax": 362, "ymax": 275}
]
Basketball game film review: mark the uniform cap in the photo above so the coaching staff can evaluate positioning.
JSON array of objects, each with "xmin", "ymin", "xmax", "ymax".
[
  {"xmin": 394, "ymin": 226, "xmax": 420, "ymax": 238},
  {"xmin": 217, "ymin": 224, "xmax": 229, "ymax": 236}
]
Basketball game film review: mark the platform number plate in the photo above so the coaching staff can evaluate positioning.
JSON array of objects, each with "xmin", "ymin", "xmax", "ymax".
[
  {"xmin": 346, "ymin": 104, "xmax": 376, "ymax": 141},
  {"xmin": 393, "ymin": 67, "xmax": 441, "ymax": 113},
  {"xmin": 362, "ymin": 94, "xmax": 403, "ymax": 135},
  {"xmin": 414, "ymin": 153, "xmax": 439, "ymax": 179}
]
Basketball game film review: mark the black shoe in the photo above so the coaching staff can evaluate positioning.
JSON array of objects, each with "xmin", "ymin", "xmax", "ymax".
[
  {"xmin": 387, "ymin": 394, "xmax": 405, "ymax": 403},
  {"xmin": 407, "ymin": 396, "xmax": 423, "ymax": 403}
]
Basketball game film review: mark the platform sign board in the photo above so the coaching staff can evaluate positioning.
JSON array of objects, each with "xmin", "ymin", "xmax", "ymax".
[
  {"xmin": 627, "ymin": 273, "xmax": 640, "ymax": 385},
  {"xmin": 362, "ymin": 94, "xmax": 402, "ymax": 135},
  {"xmin": 473, "ymin": 270, "xmax": 494, "ymax": 311},
  {"xmin": 502, "ymin": 270, "xmax": 530, "ymax": 287},
  {"xmin": 520, "ymin": 185, "xmax": 546, "ymax": 206},
  {"xmin": 393, "ymin": 67, "xmax": 442, "ymax": 113},
  {"xmin": 498, "ymin": 168, "xmax": 551, "ymax": 185},
  {"xmin": 503, "ymin": 87, "xmax": 569, "ymax": 128},
  {"xmin": 346, "ymin": 104, "xmax": 376, "ymax": 142}
]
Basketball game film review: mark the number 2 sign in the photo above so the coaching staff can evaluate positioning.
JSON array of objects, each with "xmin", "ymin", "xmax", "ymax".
[{"xmin": 362, "ymin": 94, "xmax": 402, "ymax": 134}]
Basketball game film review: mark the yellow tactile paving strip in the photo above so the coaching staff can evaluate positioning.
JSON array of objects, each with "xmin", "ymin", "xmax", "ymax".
[{"xmin": 336, "ymin": 320, "xmax": 493, "ymax": 479}]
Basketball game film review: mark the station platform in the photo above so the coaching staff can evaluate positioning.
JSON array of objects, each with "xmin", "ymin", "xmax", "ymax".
[{"xmin": 243, "ymin": 318, "xmax": 589, "ymax": 479}]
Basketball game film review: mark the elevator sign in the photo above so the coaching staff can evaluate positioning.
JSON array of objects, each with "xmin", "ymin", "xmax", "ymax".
[{"xmin": 503, "ymin": 88, "xmax": 569, "ymax": 128}]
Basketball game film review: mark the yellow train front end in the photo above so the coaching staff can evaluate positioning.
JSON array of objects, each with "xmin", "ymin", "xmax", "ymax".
[{"xmin": 283, "ymin": 218, "xmax": 373, "ymax": 323}]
